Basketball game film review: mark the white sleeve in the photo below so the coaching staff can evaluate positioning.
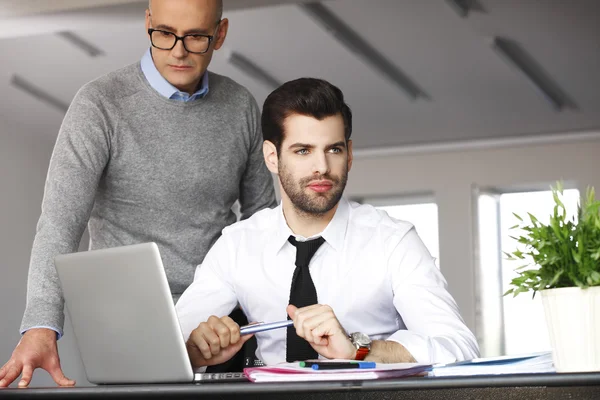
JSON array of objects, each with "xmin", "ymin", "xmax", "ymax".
[
  {"xmin": 175, "ymin": 235, "xmax": 238, "ymax": 342},
  {"xmin": 386, "ymin": 228, "xmax": 480, "ymax": 364}
]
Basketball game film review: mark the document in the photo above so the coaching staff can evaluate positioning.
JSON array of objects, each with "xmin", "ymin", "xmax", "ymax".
[
  {"xmin": 244, "ymin": 360, "xmax": 431, "ymax": 383},
  {"xmin": 429, "ymin": 351, "xmax": 554, "ymax": 377}
]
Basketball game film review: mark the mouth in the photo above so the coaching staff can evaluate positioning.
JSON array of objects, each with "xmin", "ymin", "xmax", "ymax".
[
  {"xmin": 169, "ymin": 65, "xmax": 192, "ymax": 71},
  {"xmin": 307, "ymin": 180, "xmax": 334, "ymax": 193}
]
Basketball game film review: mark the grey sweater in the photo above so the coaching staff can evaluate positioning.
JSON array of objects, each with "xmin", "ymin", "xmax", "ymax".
[{"xmin": 21, "ymin": 63, "xmax": 277, "ymax": 336}]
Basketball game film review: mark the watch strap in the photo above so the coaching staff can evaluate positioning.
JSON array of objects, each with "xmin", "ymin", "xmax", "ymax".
[{"xmin": 354, "ymin": 346, "xmax": 369, "ymax": 360}]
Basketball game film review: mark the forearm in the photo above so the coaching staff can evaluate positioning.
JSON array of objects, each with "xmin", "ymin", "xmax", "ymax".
[
  {"xmin": 21, "ymin": 89, "xmax": 109, "ymax": 334},
  {"xmin": 175, "ymin": 251, "xmax": 238, "ymax": 341},
  {"xmin": 365, "ymin": 340, "xmax": 417, "ymax": 363},
  {"xmin": 20, "ymin": 225, "xmax": 86, "ymax": 335}
]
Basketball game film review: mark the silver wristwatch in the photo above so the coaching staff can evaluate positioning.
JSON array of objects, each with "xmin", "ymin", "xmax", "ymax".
[{"xmin": 349, "ymin": 332, "xmax": 372, "ymax": 360}]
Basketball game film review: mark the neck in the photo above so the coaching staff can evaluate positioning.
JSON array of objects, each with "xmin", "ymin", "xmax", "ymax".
[
  {"xmin": 177, "ymin": 74, "xmax": 203, "ymax": 95},
  {"xmin": 180, "ymin": 82, "xmax": 200, "ymax": 96},
  {"xmin": 282, "ymin": 197, "xmax": 339, "ymax": 238}
]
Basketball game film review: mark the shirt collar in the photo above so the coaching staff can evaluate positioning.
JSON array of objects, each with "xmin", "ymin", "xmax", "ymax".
[
  {"xmin": 140, "ymin": 48, "xmax": 209, "ymax": 101},
  {"xmin": 272, "ymin": 198, "xmax": 350, "ymax": 254}
]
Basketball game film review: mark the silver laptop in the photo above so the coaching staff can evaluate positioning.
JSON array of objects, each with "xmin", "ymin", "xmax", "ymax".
[{"xmin": 55, "ymin": 242, "xmax": 245, "ymax": 384}]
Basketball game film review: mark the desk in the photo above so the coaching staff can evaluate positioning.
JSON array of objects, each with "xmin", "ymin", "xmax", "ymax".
[{"xmin": 2, "ymin": 373, "xmax": 600, "ymax": 399}]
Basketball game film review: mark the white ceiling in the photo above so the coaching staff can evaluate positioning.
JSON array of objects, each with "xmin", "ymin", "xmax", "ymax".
[{"xmin": 1, "ymin": 0, "xmax": 599, "ymax": 149}]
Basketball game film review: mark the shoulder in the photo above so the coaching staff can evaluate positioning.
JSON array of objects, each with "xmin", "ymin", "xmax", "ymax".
[
  {"xmin": 206, "ymin": 71, "xmax": 258, "ymax": 109},
  {"xmin": 221, "ymin": 206, "xmax": 279, "ymax": 239},
  {"xmin": 74, "ymin": 63, "xmax": 142, "ymax": 105},
  {"xmin": 347, "ymin": 200, "xmax": 415, "ymax": 240}
]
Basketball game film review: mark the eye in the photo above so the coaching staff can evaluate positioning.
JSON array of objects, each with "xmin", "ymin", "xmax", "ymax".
[
  {"xmin": 159, "ymin": 31, "xmax": 172, "ymax": 37},
  {"xmin": 329, "ymin": 147, "xmax": 342, "ymax": 154},
  {"xmin": 296, "ymin": 149, "xmax": 309, "ymax": 155},
  {"xmin": 187, "ymin": 34, "xmax": 206, "ymax": 42}
]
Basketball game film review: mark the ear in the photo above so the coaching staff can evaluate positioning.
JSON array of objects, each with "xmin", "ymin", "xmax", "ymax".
[
  {"xmin": 213, "ymin": 18, "xmax": 229, "ymax": 50},
  {"xmin": 145, "ymin": 9, "xmax": 151, "ymax": 33},
  {"xmin": 347, "ymin": 140, "xmax": 353, "ymax": 173},
  {"xmin": 263, "ymin": 140, "xmax": 279, "ymax": 175}
]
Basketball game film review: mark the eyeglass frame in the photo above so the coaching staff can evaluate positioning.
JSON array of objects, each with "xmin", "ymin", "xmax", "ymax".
[{"xmin": 147, "ymin": 20, "xmax": 222, "ymax": 55}]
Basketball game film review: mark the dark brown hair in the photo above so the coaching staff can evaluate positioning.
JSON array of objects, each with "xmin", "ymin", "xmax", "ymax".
[{"xmin": 262, "ymin": 78, "xmax": 352, "ymax": 154}]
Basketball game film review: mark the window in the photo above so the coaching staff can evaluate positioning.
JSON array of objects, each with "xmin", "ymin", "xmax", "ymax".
[
  {"xmin": 476, "ymin": 187, "xmax": 579, "ymax": 356},
  {"xmin": 358, "ymin": 195, "xmax": 440, "ymax": 267}
]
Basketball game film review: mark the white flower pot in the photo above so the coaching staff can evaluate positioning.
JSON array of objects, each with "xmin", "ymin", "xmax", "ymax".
[{"xmin": 540, "ymin": 286, "xmax": 600, "ymax": 372}]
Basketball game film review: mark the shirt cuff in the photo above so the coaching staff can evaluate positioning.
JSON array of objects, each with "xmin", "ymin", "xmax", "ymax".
[
  {"xmin": 21, "ymin": 326, "xmax": 62, "ymax": 340},
  {"xmin": 386, "ymin": 330, "xmax": 458, "ymax": 365}
]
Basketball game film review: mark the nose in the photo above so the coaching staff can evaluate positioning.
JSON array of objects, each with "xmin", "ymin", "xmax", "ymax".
[
  {"xmin": 171, "ymin": 38, "xmax": 188, "ymax": 59},
  {"xmin": 312, "ymin": 152, "xmax": 330, "ymax": 176}
]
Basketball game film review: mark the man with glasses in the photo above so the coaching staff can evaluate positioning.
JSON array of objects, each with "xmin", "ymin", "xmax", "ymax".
[{"xmin": 0, "ymin": 0, "xmax": 276, "ymax": 388}]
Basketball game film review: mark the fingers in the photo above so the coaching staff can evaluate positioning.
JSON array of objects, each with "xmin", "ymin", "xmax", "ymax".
[
  {"xmin": 185, "ymin": 334, "xmax": 206, "ymax": 367},
  {"xmin": 189, "ymin": 315, "xmax": 242, "ymax": 362},
  {"xmin": 218, "ymin": 316, "xmax": 241, "ymax": 346},
  {"xmin": 0, "ymin": 362, "xmax": 8, "ymax": 384},
  {"xmin": 302, "ymin": 313, "xmax": 335, "ymax": 345},
  {"xmin": 290, "ymin": 304, "xmax": 341, "ymax": 344},
  {"xmin": 0, "ymin": 328, "xmax": 68, "ymax": 388},
  {"xmin": 286, "ymin": 304, "xmax": 298, "ymax": 319},
  {"xmin": 18, "ymin": 365, "xmax": 33, "ymax": 388},
  {"xmin": 0, "ymin": 362, "xmax": 22, "ymax": 388},
  {"xmin": 194, "ymin": 324, "xmax": 222, "ymax": 360},
  {"xmin": 47, "ymin": 362, "xmax": 75, "ymax": 387}
]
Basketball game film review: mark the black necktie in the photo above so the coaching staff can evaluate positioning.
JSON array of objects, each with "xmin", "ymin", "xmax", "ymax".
[{"xmin": 286, "ymin": 236, "xmax": 325, "ymax": 362}]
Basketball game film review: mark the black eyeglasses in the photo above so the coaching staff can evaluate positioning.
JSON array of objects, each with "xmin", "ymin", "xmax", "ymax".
[{"xmin": 148, "ymin": 21, "xmax": 220, "ymax": 54}]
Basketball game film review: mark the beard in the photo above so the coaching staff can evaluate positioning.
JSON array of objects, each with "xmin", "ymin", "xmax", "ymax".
[{"xmin": 279, "ymin": 161, "xmax": 348, "ymax": 216}]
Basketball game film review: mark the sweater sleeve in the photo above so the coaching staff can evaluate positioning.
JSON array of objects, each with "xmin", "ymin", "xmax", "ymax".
[
  {"xmin": 20, "ymin": 85, "xmax": 112, "ymax": 337},
  {"xmin": 238, "ymin": 96, "xmax": 277, "ymax": 220}
]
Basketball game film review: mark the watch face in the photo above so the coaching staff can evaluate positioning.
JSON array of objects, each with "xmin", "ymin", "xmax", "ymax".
[{"xmin": 351, "ymin": 332, "xmax": 371, "ymax": 346}]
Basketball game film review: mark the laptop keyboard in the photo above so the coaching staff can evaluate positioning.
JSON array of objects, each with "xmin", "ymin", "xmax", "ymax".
[{"xmin": 196, "ymin": 372, "xmax": 248, "ymax": 383}]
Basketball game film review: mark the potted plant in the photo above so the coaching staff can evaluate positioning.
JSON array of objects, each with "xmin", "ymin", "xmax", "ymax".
[{"xmin": 505, "ymin": 182, "xmax": 600, "ymax": 372}]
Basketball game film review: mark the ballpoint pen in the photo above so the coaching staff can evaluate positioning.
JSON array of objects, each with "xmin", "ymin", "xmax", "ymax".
[
  {"xmin": 239, "ymin": 319, "xmax": 294, "ymax": 335},
  {"xmin": 299, "ymin": 361, "xmax": 377, "ymax": 370},
  {"xmin": 312, "ymin": 362, "xmax": 376, "ymax": 370}
]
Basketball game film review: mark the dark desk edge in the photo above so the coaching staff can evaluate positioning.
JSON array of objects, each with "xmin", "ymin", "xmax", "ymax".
[{"xmin": 2, "ymin": 372, "xmax": 600, "ymax": 396}]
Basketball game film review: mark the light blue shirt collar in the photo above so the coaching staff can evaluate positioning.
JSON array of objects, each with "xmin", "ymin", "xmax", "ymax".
[{"xmin": 140, "ymin": 48, "xmax": 209, "ymax": 102}]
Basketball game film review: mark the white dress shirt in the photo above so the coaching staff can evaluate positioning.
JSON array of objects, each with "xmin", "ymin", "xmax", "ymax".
[{"xmin": 176, "ymin": 198, "xmax": 480, "ymax": 365}]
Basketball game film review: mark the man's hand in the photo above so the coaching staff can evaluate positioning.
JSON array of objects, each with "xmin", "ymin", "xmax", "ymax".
[
  {"xmin": 287, "ymin": 304, "xmax": 355, "ymax": 360},
  {"xmin": 0, "ymin": 328, "xmax": 75, "ymax": 388},
  {"xmin": 186, "ymin": 315, "xmax": 254, "ymax": 368}
]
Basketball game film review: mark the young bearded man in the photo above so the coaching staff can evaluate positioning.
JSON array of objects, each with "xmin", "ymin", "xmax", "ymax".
[
  {"xmin": 0, "ymin": 0, "xmax": 276, "ymax": 388},
  {"xmin": 176, "ymin": 78, "xmax": 480, "ymax": 367}
]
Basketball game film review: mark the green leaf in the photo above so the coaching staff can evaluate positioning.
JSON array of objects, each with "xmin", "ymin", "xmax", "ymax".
[
  {"xmin": 505, "ymin": 181, "xmax": 600, "ymax": 295},
  {"xmin": 552, "ymin": 189, "xmax": 565, "ymax": 210},
  {"xmin": 590, "ymin": 271, "xmax": 600, "ymax": 285},
  {"xmin": 513, "ymin": 212, "xmax": 523, "ymax": 222},
  {"xmin": 512, "ymin": 250, "xmax": 525, "ymax": 259},
  {"xmin": 548, "ymin": 270, "xmax": 563, "ymax": 286},
  {"xmin": 528, "ymin": 212, "xmax": 539, "ymax": 224}
]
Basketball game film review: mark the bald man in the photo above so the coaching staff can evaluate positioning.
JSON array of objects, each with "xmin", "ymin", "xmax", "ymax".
[{"xmin": 0, "ymin": 0, "xmax": 275, "ymax": 388}]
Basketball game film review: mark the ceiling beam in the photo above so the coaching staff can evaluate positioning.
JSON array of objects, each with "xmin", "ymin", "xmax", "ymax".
[
  {"xmin": 0, "ymin": 0, "xmax": 141, "ymax": 19},
  {"xmin": 0, "ymin": 0, "xmax": 311, "ymax": 39},
  {"xmin": 300, "ymin": 2, "xmax": 428, "ymax": 101}
]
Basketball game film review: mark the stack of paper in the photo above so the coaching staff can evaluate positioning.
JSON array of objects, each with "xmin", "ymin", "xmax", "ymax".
[
  {"xmin": 244, "ymin": 360, "xmax": 432, "ymax": 383},
  {"xmin": 429, "ymin": 351, "xmax": 555, "ymax": 377}
]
